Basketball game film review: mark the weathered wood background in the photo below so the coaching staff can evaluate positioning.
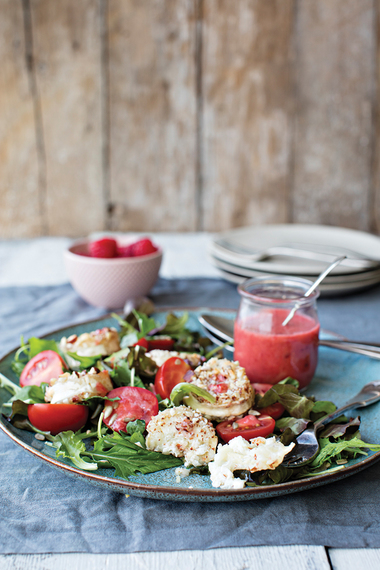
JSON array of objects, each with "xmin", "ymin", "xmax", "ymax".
[{"xmin": 1, "ymin": 0, "xmax": 379, "ymax": 238}]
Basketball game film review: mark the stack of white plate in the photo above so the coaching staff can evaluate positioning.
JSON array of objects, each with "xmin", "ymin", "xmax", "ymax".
[{"xmin": 209, "ymin": 224, "xmax": 380, "ymax": 296}]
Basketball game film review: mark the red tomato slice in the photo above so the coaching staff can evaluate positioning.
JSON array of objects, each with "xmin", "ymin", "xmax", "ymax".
[
  {"xmin": 28, "ymin": 404, "xmax": 88, "ymax": 435},
  {"xmin": 154, "ymin": 356, "xmax": 191, "ymax": 400},
  {"xmin": 216, "ymin": 414, "xmax": 276, "ymax": 443},
  {"xmin": 257, "ymin": 403, "xmax": 285, "ymax": 420},
  {"xmin": 147, "ymin": 337, "xmax": 175, "ymax": 351},
  {"xmin": 20, "ymin": 350, "xmax": 65, "ymax": 387},
  {"xmin": 133, "ymin": 338, "xmax": 149, "ymax": 350},
  {"xmin": 251, "ymin": 382, "xmax": 285, "ymax": 420},
  {"xmin": 103, "ymin": 386, "xmax": 159, "ymax": 432},
  {"xmin": 251, "ymin": 383, "xmax": 276, "ymax": 395}
]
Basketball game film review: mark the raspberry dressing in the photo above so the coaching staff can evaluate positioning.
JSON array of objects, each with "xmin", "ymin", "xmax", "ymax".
[{"xmin": 234, "ymin": 308, "xmax": 320, "ymax": 389}]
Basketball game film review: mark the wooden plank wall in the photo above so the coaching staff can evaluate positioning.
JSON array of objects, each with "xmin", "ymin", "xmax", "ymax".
[{"xmin": 0, "ymin": 0, "xmax": 379, "ymax": 238}]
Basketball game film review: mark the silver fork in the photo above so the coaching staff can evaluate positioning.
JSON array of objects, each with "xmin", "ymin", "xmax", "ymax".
[{"xmin": 282, "ymin": 380, "xmax": 380, "ymax": 468}]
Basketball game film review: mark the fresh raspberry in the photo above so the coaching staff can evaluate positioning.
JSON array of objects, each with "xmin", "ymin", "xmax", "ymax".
[
  {"xmin": 89, "ymin": 237, "xmax": 117, "ymax": 258},
  {"xmin": 131, "ymin": 238, "xmax": 158, "ymax": 257},
  {"xmin": 116, "ymin": 244, "xmax": 134, "ymax": 257}
]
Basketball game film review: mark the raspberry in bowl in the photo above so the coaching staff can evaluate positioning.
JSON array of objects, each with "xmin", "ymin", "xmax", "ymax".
[{"xmin": 64, "ymin": 236, "xmax": 162, "ymax": 309}]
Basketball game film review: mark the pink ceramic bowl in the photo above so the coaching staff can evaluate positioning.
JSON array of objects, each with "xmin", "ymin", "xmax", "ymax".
[{"xmin": 64, "ymin": 240, "xmax": 162, "ymax": 309}]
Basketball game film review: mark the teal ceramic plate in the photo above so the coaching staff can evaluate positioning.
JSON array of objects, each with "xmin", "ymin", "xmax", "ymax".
[{"xmin": 1, "ymin": 308, "xmax": 380, "ymax": 502}]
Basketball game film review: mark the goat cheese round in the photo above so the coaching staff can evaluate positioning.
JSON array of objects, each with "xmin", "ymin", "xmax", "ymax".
[
  {"xmin": 184, "ymin": 357, "xmax": 254, "ymax": 420},
  {"xmin": 146, "ymin": 349, "xmax": 203, "ymax": 369},
  {"xmin": 44, "ymin": 368, "xmax": 113, "ymax": 404},
  {"xmin": 209, "ymin": 436, "xmax": 295, "ymax": 489},
  {"xmin": 60, "ymin": 327, "xmax": 121, "ymax": 368},
  {"xmin": 146, "ymin": 405, "xmax": 218, "ymax": 467}
]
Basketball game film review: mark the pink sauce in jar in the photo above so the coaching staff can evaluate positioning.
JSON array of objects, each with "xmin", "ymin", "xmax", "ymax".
[{"xmin": 235, "ymin": 277, "xmax": 320, "ymax": 389}]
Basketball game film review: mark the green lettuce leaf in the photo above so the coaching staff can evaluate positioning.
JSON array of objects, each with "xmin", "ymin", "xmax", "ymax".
[
  {"xmin": 52, "ymin": 431, "xmax": 98, "ymax": 471},
  {"xmin": 310, "ymin": 400, "xmax": 337, "ymax": 422},
  {"xmin": 66, "ymin": 352, "xmax": 102, "ymax": 369},
  {"xmin": 90, "ymin": 432, "xmax": 183, "ymax": 478},
  {"xmin": 110, "ymin": 360, "xmax": 145, "ymax": 389},
  {"xmin": 28, "ymin": 337, "xmax": 60, "ymax": 359},
  {"xmin": 170, "ymin": 382, "xmax": 216, "ymax": 407},
  {"xmin": 257, "ymin": 383, "xmax": 315, "ymax": 419},
  {"xmin": 311, "ymin": 437, "xmax": 380, "ymax": 469},
  {"xmin": 0, "ymin": 372, "xmax": 20, "ymax": 396},
  {"xmin": 160, "ymin": 313, "xmax": 189, "ymax": 335},
  {"xmin": 126, "ymin": 346, "xmax": 157, "ymax": 378},
  {"xmin": 8, "ymin": 384, "xmax": 46, "ymax": 404}
]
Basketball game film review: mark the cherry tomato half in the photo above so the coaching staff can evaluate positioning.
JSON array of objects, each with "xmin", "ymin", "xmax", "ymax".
[
  {"xmin": 154, "ymin": 357, "xmax": 191, "ymax": 400},
  {"xmin": 28, "ymin": 404, "xmax": 88, "ymax": 435},
  {"xmin": 133, "ymin": 338, "xmax": 149, "ymax": 350},
  {"xmin": 252, "ymin": 382, "xmax": 285, "ymax": 420},
  {"xmin": 20, "ymin": 350, "xmax": 65, "ymax": 387},
  {"xmin": 103, "ymin": 386, "xmax": 159, "ymax": 432},
  {"xmin": 216, "ymin": 414, "xmax": 276, "ymax": 443},
  {"xmin": 147, "ymin": 337, "xmax": 175, "ymax": 351}
]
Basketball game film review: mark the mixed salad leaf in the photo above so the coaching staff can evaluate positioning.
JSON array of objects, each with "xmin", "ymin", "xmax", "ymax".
[{"xmin": 1, "ymin": 310, "xmax": 380, "ymax": 488}]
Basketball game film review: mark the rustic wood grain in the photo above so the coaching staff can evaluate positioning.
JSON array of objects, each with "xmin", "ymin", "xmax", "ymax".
[
  {"xmin": 30, "ymin": 0, "xmax": 104, "ymax": 236},
  {"xmin": 201, "ymin": 0, "xmax": 294, "ymax": 232},
  {"xmin": 330, "ymin": 548, "xmax": 380, "ymax": 569},
  {"xmin": 0, "ymin": 545, "xmax": 331, "ymax": 570},
  {"xmin": 292, "ymin": 0, "xmax": 375, "ymax": 230},
  {"xmin": 107, "ymin": 0, "xmax": 198, "ymax": 232},
  {"xmin": 371, "ymin": 0, "xmax": 380, "ymax": 234},
  {"xmin": 0, "ymin": 0, "xmax": 41, "ymax": 238}
]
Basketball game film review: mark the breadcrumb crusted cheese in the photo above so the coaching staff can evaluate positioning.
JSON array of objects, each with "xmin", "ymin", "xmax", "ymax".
[
  {"xmin": 44, "ymin": 368, "xmax": 113, "ymax": 404},
  {"xmin": 146, "ymin": 350, "xmax": 202, "ymax": 369},
  {"xmin": 184, "ymin": 357, "xmax": 254, "ymax": 420},
  {"xmin": 208, "ymin": 436, "xmax": 295, "ymax": 489},
  {"xmin": 146, "ymin": 405, "xmax": 218, "ymax": 467},
  {"xmin": 60, "ymin": 327, "xmax": 121, "ymax": 358}
]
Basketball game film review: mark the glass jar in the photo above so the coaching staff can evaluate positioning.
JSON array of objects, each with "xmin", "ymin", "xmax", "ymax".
[{"xmin": 234, "ymin": 276, "xmax": 320, "ymax": 389}]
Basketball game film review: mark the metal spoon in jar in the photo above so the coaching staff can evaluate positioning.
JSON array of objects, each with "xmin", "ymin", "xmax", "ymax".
[{"xmin": 281, "ymin": 256, "xmax": 347, "ymax": 327}]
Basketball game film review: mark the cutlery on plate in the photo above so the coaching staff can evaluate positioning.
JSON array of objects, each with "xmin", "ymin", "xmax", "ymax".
[
  {"xmin": 213, "ymin": 238, "xmax": 380, "ymax": 270},
  {"xmin": 282, "ymin": 380, "xmax": 380, "ymax": 468},
  {"xmin": 198, "ymin": 314, "xmax": 380, "ymax": 359}
]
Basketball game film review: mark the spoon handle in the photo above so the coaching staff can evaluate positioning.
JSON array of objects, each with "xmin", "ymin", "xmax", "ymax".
[
  {"xmin": 281, "ymin": 255, "xmax": 347, "ymax": 326},
  {"xmin": 314, "ymin": 380, "xmax": 380, "ymax": 430},
  {"xmin": 319, "ymin": 339, "xmax": 380, "ymax": 359}
]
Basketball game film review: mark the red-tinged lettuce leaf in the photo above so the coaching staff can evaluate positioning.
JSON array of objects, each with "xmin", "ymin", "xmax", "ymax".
[
  {"xmin": 114, "ymin": 310, "xmax": 156, "ymax": 341},
  {"xmin": 319, "ymin": 417, "xmax": 361, "ymax": 439},
  {"xmin": 275, "ymin": 417, "xmax": 310, "ymax": 445},
  {"xmin": 257, "ymin": 383, "xmax": 315, "ymax": 419},
  {"xmin": 256, "ymin": 383, "xmax": 299, "ymax": 407},
  {"xmin": 126, "ymin": 346, "xmax": 157, "ymax": 377}
]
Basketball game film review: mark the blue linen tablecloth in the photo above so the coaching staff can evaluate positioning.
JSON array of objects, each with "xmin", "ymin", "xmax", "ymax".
[{"xmin": 1, "ymin": 278, "xmax": 380, "ymax": 553}]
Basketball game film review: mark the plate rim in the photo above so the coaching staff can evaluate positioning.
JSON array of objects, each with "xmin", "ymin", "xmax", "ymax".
[
  {"xmin": 213, "ymin": 263, "xmax": 380, "ymax": 295},
  {"xmin": 1, "ymin": 307, "xmax": 380, "ymax": 501},
  {"xmin": 211, "ymin": 223, "xmax": 380, "ymax": 276}
]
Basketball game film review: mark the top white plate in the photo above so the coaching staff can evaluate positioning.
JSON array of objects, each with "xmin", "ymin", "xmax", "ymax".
[{"xmin": 210, "ymin": 224, "xmax": 380, "ymax": 276}]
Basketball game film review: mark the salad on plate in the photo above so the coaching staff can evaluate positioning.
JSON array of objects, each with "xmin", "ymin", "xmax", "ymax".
[{"xmin": 1, "ymin": 308, "xmax": 380, "ymax": 491}]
